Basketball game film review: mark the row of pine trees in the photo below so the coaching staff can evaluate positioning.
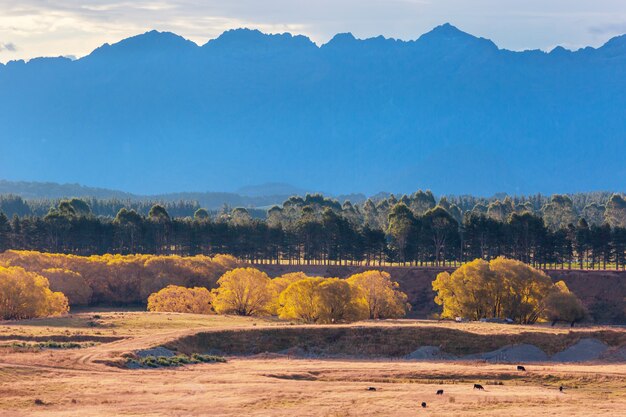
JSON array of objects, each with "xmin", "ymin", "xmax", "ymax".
[{"xmin": 1, "ymin": 192, "xmax": 626, "ymax": 269}]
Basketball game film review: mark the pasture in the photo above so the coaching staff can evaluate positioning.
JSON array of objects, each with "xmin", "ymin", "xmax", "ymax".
[{"xmin": 0, "ymin": 311, "xmax": 624, "ymax": 416}]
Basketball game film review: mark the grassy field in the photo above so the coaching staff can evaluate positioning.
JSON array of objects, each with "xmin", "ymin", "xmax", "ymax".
[{"xmin": 0, "ymin": 312, "xmax": 624, "ymax": 416}]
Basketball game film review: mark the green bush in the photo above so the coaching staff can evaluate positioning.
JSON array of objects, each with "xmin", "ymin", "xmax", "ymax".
[
  {"xmin": 1, "ymin": 341, "xmax": 97, "ymax": 350},
  {"xmin": 127, "ymin": 354, "xmax": 226, "ymax": 369}
]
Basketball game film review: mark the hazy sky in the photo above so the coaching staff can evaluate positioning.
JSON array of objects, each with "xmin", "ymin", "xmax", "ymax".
[{"xmin": 1, "ymin": 0, "xmax": 626, "ymax": 62}]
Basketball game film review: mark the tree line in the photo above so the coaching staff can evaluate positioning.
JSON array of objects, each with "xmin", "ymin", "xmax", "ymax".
[
  {"xmin": 0, "ymin": 250, "xmax": 239, "ymax": 305},
  {"xmin": 149, "ymin": 268, "xmax": 409, "ymax": 324},
  {"xmin": 1, "ymin": 192, "xmax": 626, "ymax": 269}
]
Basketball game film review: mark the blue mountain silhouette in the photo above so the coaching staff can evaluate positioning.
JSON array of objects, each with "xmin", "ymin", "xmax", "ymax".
[{"xmin": 0, "ymin": 24, "xmax": 624, "ymax": 195}]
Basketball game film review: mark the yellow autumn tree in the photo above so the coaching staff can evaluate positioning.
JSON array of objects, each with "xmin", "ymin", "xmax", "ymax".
[
  {"xmin": 278, "ymin": 277, "xmax": 368, "ymax": 324},
  {"xmin": 147, "ymin": 285, "xmax": 214, "ymax": 314},
  {"xmin": 266, "ymin": 272, "xmax": 313, "ymax": 314},
  {"xmin": 347, "ymin": 270, "xmax": 409, "ymax": 319},
  {"xmin": 211, "ymin": 268, "xmax": 274, "ymax": 316},
  {"xmin": 433, "ymin": 257, "xmax": 559, "ymax": 324},
  {"xmin": 316, "ymin": 278, "xmax": 368, "ymax": 323},
  {"xmin": 278, "ymin": 277, "xmax": 324, "ymax": 323},
  {"xmin": 39, "ymin": 268, "xmax": 92, "ymax": 305},
  {"xmin": 0, "ymin": 266, "xmax": 69, "ymax": 320},
  {"xmin": 543, "ymin": 281, "xmax": 587, "ymax": 326},
  {"xmin": 432, "ymin": 259, "xmax": 497, "ymax": 320},
  {"xmin": 0, "ymin": 250, "xmax": 240, "ymax": 305}
]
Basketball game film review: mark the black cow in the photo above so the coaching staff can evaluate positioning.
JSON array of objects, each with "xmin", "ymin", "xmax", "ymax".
[
  {"xmin": 436, "ymin": 389, "xmax": 444, "ymax": 395},
  {"xmin": 517, "ymin": 365, "xmax": 526, "ymax": 371},
  {"xmin": 559, "ymin": 386, "xmax": 564, "ymax": 392},
  {"xmin": 473, "ymin": 384, "xmax": 484, "ymax": 390},
  {"xmin": 421, "ymin": 402, "xmax": 427, "ymax": 408},
  {"xmin": 367, "ymin": 387, "xmax": 377, "ymax": 391}
]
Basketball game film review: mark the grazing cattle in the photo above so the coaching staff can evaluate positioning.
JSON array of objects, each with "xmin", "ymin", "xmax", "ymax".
[
  {"xmin": 367, "ymin": 387, "xmax": 377, "ymax": 391},
  {"xmin": 436, "ymin": 389, "xmax": 444, "ymax": 395},
  {"xmin": 473, "ymin": 384, "xmax": 484, "ymax": 390},
  {"xmin": 421, "ymin": 402, "xmax": 427, "ymax": 408},
  {"xmin": 559, "ymin": 386, "xmax": 564, "ymax": 392},
  {"xmin": 517, "ymin": 365, "xmax": 526, "ymax": 371}
]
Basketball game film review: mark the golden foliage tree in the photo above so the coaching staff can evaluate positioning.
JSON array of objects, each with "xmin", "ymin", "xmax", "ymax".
[
  {"xmin": 211, "ymin": 268, "xmax": 273, "ymax": 316},
  {"xmin": 147, "ymin": 285, "xmax": 213, "ymax": 314},
  {"xmin": 347, "ymin": 270, "xmax": 409, "ymax": 319},
  {"xmin": 0, "ymin": 266, "xmax": 69, "ymax": 320},
  {"xmin": 278, "ymin": 277, "xmax": 324, "ymax": 323},
  {"xmin": 433, "ymin": 257, "xmax": 557, "ymax": 324},
  {"xmin": 268, "ymin": 272, "xmax": 311, "ymax": 315},
  {"xmin": 0, "ymin": 250, "xmax": 239, "ymax": 305},
  {"xmin": 278, "ymin": 277, "xmax": 368, "ymax": 324},
  {"xmin": 489, "ymin": 257, "xmax": 553, "ymax": 323},
  {"xmin": 39, "ymin": 268, "xmax": 92, "ymax": 305},
  {"xmin": 432, "ymin": 259, "xmax": 497, "ymax": 320},
  {"xmin": 316, "ymin": 278, "xmax": 368, "ymax": 323},
  {"xmin": 543, "ymin": 281, "xmax": 587, "ymax": 326}
]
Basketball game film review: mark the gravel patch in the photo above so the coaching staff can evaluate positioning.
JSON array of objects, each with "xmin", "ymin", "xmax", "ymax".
[
  {"xmin": 405, "ymin": 346, "xmax": 457, "ymax": 361},
  {"xmin": 136, "ymin": 347, "xmax": 177, "ymax": 358},
  {"xmin": 551, "ymin": 338, "xmax": 609, "ymax": 362},
  {"xmin": 464, "ymin": 344, "xmax": 549, "ymax": 363},
  {"xmin": 600, "ymin": 345, "xmax": 626, "ymax": 362}
]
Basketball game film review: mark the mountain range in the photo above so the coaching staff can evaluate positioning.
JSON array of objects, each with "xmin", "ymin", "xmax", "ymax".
[
  {"xmin": 0, "ymin": 179, "xmax": 368, "ymax": 209},
  {"xmin": 1, "ymin": 24, "xmax": 625, "ymax": 196}
]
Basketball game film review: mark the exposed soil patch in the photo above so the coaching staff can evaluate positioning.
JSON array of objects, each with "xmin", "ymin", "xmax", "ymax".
[{"xmin": 165, "ymin": 325, "xmax": 626, "ymax": 360}]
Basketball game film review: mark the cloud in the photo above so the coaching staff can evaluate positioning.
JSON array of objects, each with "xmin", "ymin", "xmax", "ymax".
[
  {"xmin": 0, "ymin": 0, "xmax": 625, "ymax": 61},
  {"xmin": 589, "ymin": 22, "xmax": 626, "ymax": 34},
  {"xmin": 0, "ymin": 42, "xmax": 17, "ymax": 52}
]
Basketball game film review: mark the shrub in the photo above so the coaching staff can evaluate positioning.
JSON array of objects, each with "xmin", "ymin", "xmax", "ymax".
[
  {"xmin": 1, "ymin": 341, "xmax": 96, "ymax": 349},
  {"xmin": 0, "ymin": 266, "xmax": 69, "ymax": 320},
  {"xmin": 147, "ymin": 285, "xmax": 213, "ymax": 314},
  {"xmin": 128, "ymin": 354, "xmax": 226, "ymax": 368}
]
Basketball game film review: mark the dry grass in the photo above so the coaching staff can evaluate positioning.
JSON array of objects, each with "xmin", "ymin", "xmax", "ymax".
[
  {"xmin": 0, "ymin": 359, "xmax": 624, "ymax": 416},
  {"xmin": 0, "ymin": 312, "xmax": 624, "ymax": 416},
  {"xmin": 0, "ymin": 309, "xmax": 280, "ymax": 340}
]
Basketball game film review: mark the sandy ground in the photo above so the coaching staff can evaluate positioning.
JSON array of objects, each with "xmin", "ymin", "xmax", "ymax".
[{"xmin": 0, "ymin": 312, "xmax": 624, "ymax": 416}]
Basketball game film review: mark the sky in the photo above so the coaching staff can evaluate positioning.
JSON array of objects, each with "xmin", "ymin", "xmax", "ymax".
[{"xmin": 1, "ymin": 0, "xmax": 626, "ymax": 62}]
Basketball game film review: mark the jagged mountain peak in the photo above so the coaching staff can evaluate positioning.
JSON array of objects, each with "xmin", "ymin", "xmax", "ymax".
[
  {"xmin": 598, "ymin": 34, "xmax": 626, "ymax": 56},
  {"xmin": 87, "ymin": 30, "xmax": 198, "ymax": 59},
  {"xmin": 1, "ymin": 26, "xmax": 625, "ymax": 196},
  {"xmin": 418, "ymin": 23, "xmax": 498, "ymax": 51},
  {"xmin": 205, "ymin": 28, "xmax": 316, "ymax": 50}
]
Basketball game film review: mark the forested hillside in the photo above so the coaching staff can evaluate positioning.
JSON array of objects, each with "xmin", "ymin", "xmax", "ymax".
[{"xmin": 0, "ymin": 180, "xmax": 296, "ymax": 211}]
